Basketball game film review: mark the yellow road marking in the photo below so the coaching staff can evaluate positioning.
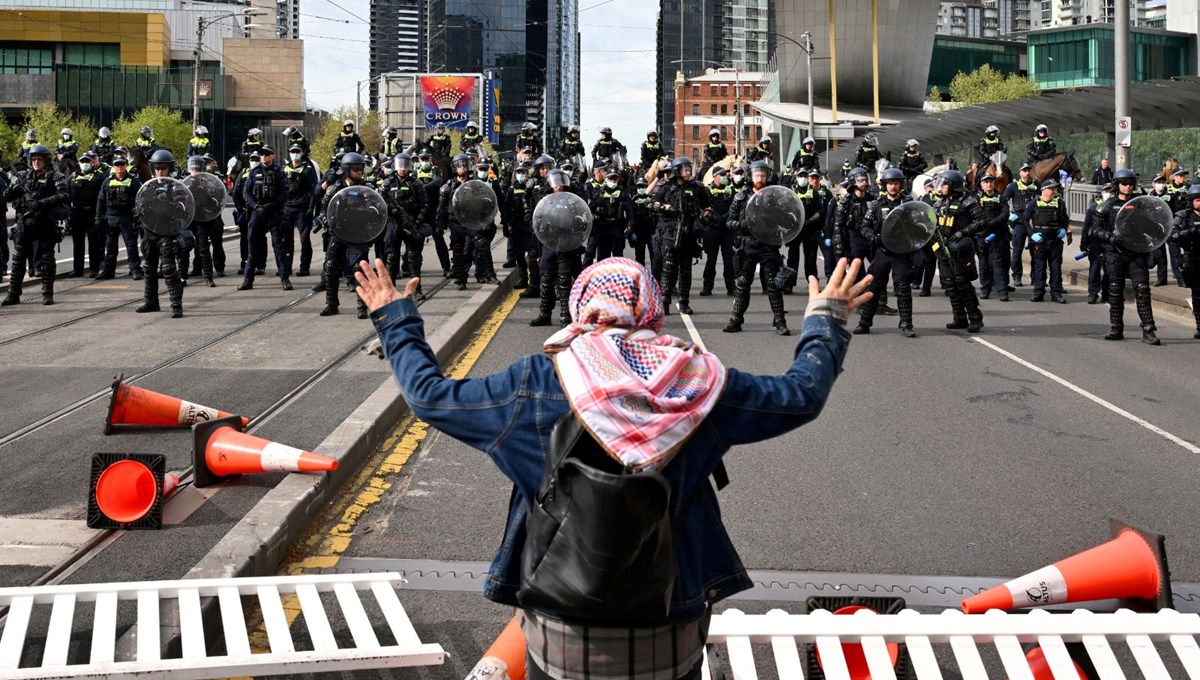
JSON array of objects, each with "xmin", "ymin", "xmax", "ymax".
[{"xmin": 246, "ymin": 290, "xmax": 521, "ymax": 653}]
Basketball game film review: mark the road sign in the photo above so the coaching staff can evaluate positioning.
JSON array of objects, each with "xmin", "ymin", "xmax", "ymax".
[{"xmin": 1116, "ymin": 116, "xmax": 1132, "ymax": 148}]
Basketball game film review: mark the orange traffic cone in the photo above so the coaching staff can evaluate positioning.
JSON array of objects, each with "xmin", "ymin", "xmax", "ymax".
[
  {"xmin": 105, "ymin": 373, "xmax": 249, "ymax": 435},
  {"xmin": 814, "ymin": 606, "xmax": 900, "ymax": 680},
  {"xmin": 962, "ymin": 519, "xmax": 1171, "ymax": 614},
  {"xmin": 87, "ymin": 453, "xmax": 176, "ymax": 529},
  {"xmin": 463, "ymin": 614, "xmax": 526, "ymax": 680},
  {"xmin": 191, "ymin": 415, "xmax": 338, "ymax": 488},
  {"xmin": 1015, "ymin": 647, "xmax": 1087, "ymax": 680}
]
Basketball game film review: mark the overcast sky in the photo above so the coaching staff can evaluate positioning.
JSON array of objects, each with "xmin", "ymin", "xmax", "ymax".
[{"xmin": 299, "ymin": 0, "xmax": 657, "ymax": 148}]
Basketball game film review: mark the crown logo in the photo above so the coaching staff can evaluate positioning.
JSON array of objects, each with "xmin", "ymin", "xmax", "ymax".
[{"xmin": 432, "ymin": 86, "xmax": 465, "ymax": 110}]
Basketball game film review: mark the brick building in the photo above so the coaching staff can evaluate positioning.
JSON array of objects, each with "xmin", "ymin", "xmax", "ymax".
[{"xmin": 673, "ymin": 70, "xmax": 772, "ymax": 164}]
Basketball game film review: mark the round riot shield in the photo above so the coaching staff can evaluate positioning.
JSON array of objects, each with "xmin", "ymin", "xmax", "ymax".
[
  {"xmin": 182, "ymin": 172, "xmax": 227, "ymax": 222},
  {"xmin": 327, "ymin": 184, "xmax": 387, "ymax": 244},
  {"xmin": 532, "ymin": 192, "xmax": 593, "ymax": 252},
  {"xmin": 743, "ymin": 185, "xmax": 804, "ymax": 247},
  {"xmin": 135, "ymin": 177, "xmax": 194, "ymax": 236},
  {"xmin": 451, "ymin": 179, "xmax": 498, "ymax": 231},
  {"xmin": 880, "ymin": 200, "xmax": 937, "ymax": 254},
  {"xmin": 1114, "ymin": 195, "xmax": 1173, "ymax": 254}
]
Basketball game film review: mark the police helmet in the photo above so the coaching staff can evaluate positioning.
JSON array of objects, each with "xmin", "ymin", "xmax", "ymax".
[
  {"xmin": 248, "ymin": 128, "xmax": 262, "ymax": 138},
  {"xmin": 941, "ymin": 170, "xmax": 966, "ymax": 193},
  {"xmin": 1039, "ymin": 179, "xmax": 1060, "ymax": 191},
  {"xmin": 523, "ymin": 122, "xmax": 538, "ymax": 132},
  {"xmin": 203, "ymin": 152, "xmax": 216, "ymax": 163},
  {"xmin": 140, "ymin": 126, "xmax": 153, "ymax": 136},
  {"xmin": 195, "ymin": 125, "xmax": 208, "ymax": 136},
  {"xmin": 467, "ymin": 121, "xmax": 479, "ymax": 130},
  {"xmin": 451, "ymin": 153, "xmax": 473, "ymax": 168},
  {"xmin": 1036, "ymin": 124, "xmax": 1048, "ymax": 134},
  {"xmin": 187, "ymin": 155, "xmax": 206, "ymax": 172},
  {"xmin": 803, "ymin": 136, "xmax": 815, "ymax": 146},
  {"xmin": 61, "ymin": 128, "xmax": 73, "ymax": 138},
  {"xmin": 547, "ymin": 168, "xmax": 569, "ymax": 189},
  {"xmin": 28, "ymin": 145, "xmax": 52, "ymax": 159},
  {"xmin": 647, "ymin": 130, "xmax": 658, "ymax": 138},
  {"xmin": 342, "ymin": 152, "xmax": 366, "ymax": 166},
  {"xmin": 149, "ymin": 149, "xmax": 174, "ymax": 165},
  {"xmin": 759, "ymin": 135, "xmax": 771, "ymax": 145},
  {"xmin": 393, "ymin": 152, "xmax": 412, "ymax": 170},
  {"xmin": 709, "ymin": 128, "xmax": 721, "ymax": 138},
  {"xmin": 593, "ymin": 159, "xmax": 609, "ymax": 170},
  {"xmin": 1112, "ymin": 168, "xmax": 1137, "ymax": 183},
  {"xmin": 99, "ymin": 127, "xmax": 111, "ymax": 139},
  {"xmin": 561, "ymin": 161, "xmax": 575, "ymax": 172},
  {"xmin": 568, "ymin": 125, "xmax": 580, "ymax": 135},
  {"xmin": 880, "ymin": 167, "xmax": 905, "ymax": 183},
  {"xmin": 533, "ymin": 154, "xmax": 556, "ymax": 169},
  {"xmin": 25, "ymin": 129, "xmax": 38, "ymax": 141},
  {"xmin": 985, "ymin": 125, "xmax": 999, "ymax": 135},
  {"xmin": 418, "ymin": 148, "xmax": 432, "ymax": 159},
  {"xmin": 906, "ymin": 139, "xmax": 919, "ymax": 147},
  {"xmin": 749, "ymin": 160, "xmax": 771, "ymax": 174},
  {"xmin": 385, "ymin": 126, "xmax": 397, "ymax": 135},
  {"xmin": 670, "ymin": 156, "xmax": 692, "ymax": 171},
  {"xmin": 283, "ymin": 126, "xmax": 298, "ymax": 137},
  {"xmin": 600, "ymin": 126, "xmax": 612, "ymax": 135},
  {"xmin": 1187, "ymin": 184, "xmax": 1200, "ymax": 199},
  {"xmin": 863, "ymin": 133, "xmax": 878, "ymax": 145},
  {"xmin": 343, "ymin": 120, "xmax": 354, "ymax": 128},
  {"xmin": 848, "ymin": 166, "xmax": 868, "ymax": 179}
]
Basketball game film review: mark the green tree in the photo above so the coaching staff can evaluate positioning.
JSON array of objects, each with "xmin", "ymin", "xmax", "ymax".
[
  {"xmin": 19, "ymin": 102, "xmax": 95, "ymax": 154},
  {"xmin": 110, "ymin": 106, "xmax": 191, "ymax": 157},
  {"xmin": 313, "ymin": 107, "xmax": 383, "ymax": 162},
  {"xmin": 0, "ymin": 116, "xmax": 18, "ymax": 167},
  {"xmin": 948, "ymin": 64, "xmax": 1041, "ymax": 105}
]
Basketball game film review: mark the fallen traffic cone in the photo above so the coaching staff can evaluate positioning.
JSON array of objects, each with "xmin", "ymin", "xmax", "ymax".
[
  {"xmin": 962, "ymin": 519, "xmax": 1171, "ymax": 614},
  {"xmin": 192, "ymin": 415, "xmax": 338, "ymax": 488},
  {"xmin": 1014, "ymin": 647, "xmax": 1086, "ymax": 680},
  {"xmin": 814, "ymin": 606, "xmax": 900, "ymax": 680},
  {"xmin": 87, "ymin": 453, "xmax": 175, "ymax": 529},
  {"xmin": 105, "ymin": 373, "xmax": 249, "ymax": 435},
  {"xmin": 463, "ymin": 614, "xmax": 526, "ymax": 680}
]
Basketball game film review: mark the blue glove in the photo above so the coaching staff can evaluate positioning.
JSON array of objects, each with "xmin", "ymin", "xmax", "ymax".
[
  {"xmin": 1009, "ymin": 212, "xmax": 1019, "ymax": 222},
  {"xmin": 985, "ymin": 233, "xmax": 997, "ymax": 243},
  {"xmin": 1031, "ymin": 232, "xmax": 1044, "ymax": 244},
  {"xmin": 1075, "ymin": 252, "xmax": 1088, "ymax": 261},
  {"xmin": 1057, "ymin": 228, "xmax": 1067, "ymax": 240},
  {"xmin": 823, "ymin": 238, "xmax": 831, "ymax": 247}
]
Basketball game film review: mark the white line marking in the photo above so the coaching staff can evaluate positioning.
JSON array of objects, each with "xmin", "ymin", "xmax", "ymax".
[
  {"xmin": 679, "ymin": 310, "xmax": 707, "ymax": 350},
  {"xmin": 971, "ymin": 337, "xmax": 1200, "ymax": 455}
]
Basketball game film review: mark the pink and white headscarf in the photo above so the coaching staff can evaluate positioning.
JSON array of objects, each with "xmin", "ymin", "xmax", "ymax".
[{"xmin": 543, "ymin": 258, "xmax": 726, "ymax": 470}]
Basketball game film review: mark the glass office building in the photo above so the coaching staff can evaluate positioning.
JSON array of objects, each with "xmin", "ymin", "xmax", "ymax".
[
  {"xmin": 1028, "ymin": 24, "xmax": 1190, "ymax": 88},
  {"xmin": 928, "ymin": 36, "xmax": 1023, "ymax": 91}
]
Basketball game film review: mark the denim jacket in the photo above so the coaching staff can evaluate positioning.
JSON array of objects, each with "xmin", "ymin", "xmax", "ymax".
[{"xmin": 371, "ymin": 299, "xmax": 851, "ymax": 623}]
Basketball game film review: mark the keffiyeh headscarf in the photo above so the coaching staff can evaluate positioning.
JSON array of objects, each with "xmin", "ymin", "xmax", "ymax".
[{"xmin": 543, "ymin": 258, "xmax": 726, "ymax": 470}]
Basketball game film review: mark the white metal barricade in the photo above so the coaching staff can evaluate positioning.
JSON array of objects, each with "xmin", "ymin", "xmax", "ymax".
[
  {"xmin": 0, "ymin": 572, "xmax": 444, "ymax": 679},
  {"xmin": 704, "ymin": 607, "xmax": 1200, "ymax": 680}
]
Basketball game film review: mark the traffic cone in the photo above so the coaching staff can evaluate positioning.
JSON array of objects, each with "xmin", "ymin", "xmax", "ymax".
[
  {"xmin": 191, "ymin": 415, "xmax": 338, "ymax": 488},
  {"xmin": 962, "ymin": 519, "xmax": 1171, "ymax": 614},
  {"xmin": 814, "ymin": 606, "xmax": 900, "ymax": 680},
  {"xmin": 87, "ymin": 453, "xmax": 176, "ymax": 530},
  {"xmin": 105, "ymin": 373, "xmax": 249, "ymax": 435},
  {"xmin": 463, "ymin": 614, "xmax": 526, "ymax": 680},
  {"xmin": 1014, "ymin": 647, "xmax": 1088, "ymax": 680}
]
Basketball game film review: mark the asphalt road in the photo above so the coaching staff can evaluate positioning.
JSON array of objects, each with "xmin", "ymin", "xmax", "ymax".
[{"xmin": 283, "ymin": 262, "xmax": 1200, "ymax": 678}]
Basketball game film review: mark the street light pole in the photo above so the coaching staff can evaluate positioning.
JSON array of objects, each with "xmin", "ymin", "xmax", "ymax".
[
  {"xmin": 802, "ymin": 32, "xmax": 814, "ymax": 140},
  {"xmin": 1114, "ymin": 0, "xmax": 1131, "ymax": 170},
  {"xmin": 192, "ymin": 16, "xmax": 207, "ymax": 129}
]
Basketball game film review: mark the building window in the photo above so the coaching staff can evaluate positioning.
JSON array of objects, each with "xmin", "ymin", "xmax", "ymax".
[
  {"xmin": 692, "ymin": 85, "xmax": 700, "ymax": 96},
  {"xmin": 720, "ymin": 85, "xmax": 728, "ymax": 96},
  {"xmin": 0, "ymin": 45, "xmax": 53, "ymax": 75},
  {"xmin": 710, "ymin": 104, "xmax": 717, "ymax": 114},
  {"xmin": 743, "ymin": 104, "xmax": 750, "ymax": 115},
  {"xmin": 692, "ymin": 127, "xmax": 699, "ymax": 140},
  {"xmin": 721, "ymin": 104, "xmax": 727, "ymax": 114},
  {"xmin": 710, "ymin": 85, "xmax": 718, "ymax": 96},
  {"xmin": 692, "ymin": 104, "xmax": 699, "ymax": 114},
  {"xmin": 63, "ymin": 43, "xmax": 120, "ymax": 66}
]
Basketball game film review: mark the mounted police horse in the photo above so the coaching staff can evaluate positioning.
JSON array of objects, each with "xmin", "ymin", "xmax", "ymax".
[{"xmin": 1031, "ymin": 151, "xmax": 1083, "ymax": 183}]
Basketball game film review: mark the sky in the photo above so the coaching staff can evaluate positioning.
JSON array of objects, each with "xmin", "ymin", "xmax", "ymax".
[{"xmin": 298, "ymin": 0, "xmax": 657, "ymax": 148}]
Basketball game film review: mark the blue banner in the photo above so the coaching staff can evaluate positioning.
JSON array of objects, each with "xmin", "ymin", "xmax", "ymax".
[{"xmin": 485, "ymin": 79, "xmax": 501, "ymax": 145}]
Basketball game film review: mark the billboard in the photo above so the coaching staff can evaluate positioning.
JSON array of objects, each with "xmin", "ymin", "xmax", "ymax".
[
  {"xmin": 420, "ymin": 75, "xmax": 476, "ymax": 130},
  {"xmin": 484, "ymin": 78, "xmax": 501, "ymax": 145}
]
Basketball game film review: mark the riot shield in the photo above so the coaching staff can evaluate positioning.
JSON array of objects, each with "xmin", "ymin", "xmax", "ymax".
[
  {"xmin": 327, "ymin": 184, "xmax": 388, "ymax": 244},
  {"xmin": 911, "ymin": 173, "xmax": 934, "ymax": 198},
  {"xmin": 135, "ymin": 177, "xmax": 195, "ymax": 236},
  {"xmin": 1114, "ymin": 195, "xmax": 1173, "ymax": 254},
  {"xmin": 451, "ymin": 179, "xmax": 499, "ymax": 231},
  {"xmin": 182, "ymin": 172, "xmax": 227, "ymax": 222},
  {"xmin": 533, "ymin": 192, "xmax": 593, "ymax": 252},
  {"xmin": 880, "ymin": 200, "xmax": 937, "ymax": 254},
  {"xmin": 743, "ymin": 185, "xmax": 805, "ymax": 247}
]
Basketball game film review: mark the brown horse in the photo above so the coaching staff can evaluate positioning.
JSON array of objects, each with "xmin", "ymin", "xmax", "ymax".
[
  {"xmin": 1161, "ymin": 158, "xmax": 1180, "ymax": 180},
  {"xmin": 966, "ymin": 150, "xmax": 1011, "ymax": 194},
  {"xmin": 127, "ymin": 145, "xmax": 153, "ymax": 182},
  {"xmin": 1031, "ymin": 152, "xmax": 1083, "ymax": 183}
]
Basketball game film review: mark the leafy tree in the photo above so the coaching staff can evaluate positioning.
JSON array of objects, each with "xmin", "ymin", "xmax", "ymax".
[
  {"xmin": 110, "ymin": 106, "xmax": 191, "ymax": 157},
  {"xmin": 948, "ymin": 64, "xmax": 1041, "ymax": 105},
  {"xmin": 0, "ymin": 116, "xmax": 18, "ymax": 167},
  {"xmin": 313, "ymin": 107, "xmax": 383, "ymax": 163},
  {"xmin": 19, "ymin": 102, "xmax": 95, "ymax": 154}
]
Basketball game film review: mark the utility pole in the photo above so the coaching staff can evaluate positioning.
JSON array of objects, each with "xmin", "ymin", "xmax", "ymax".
[
  {"xmin": 1114, "ymin": 0, "xmax": 1131, "ymax": 170},
  {"xmin": 734, "ymin": 69, "xmax": 742, "ymax": 157},
  {"xmin": 192, "ymin": 16, "xmax": 207, "ymax": 128},
  {"xmin": 802, "ymin": 32, "xmax": 814, "ymax": 140}
]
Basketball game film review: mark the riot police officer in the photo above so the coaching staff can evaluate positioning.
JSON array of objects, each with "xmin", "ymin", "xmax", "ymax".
[
  {"xmin": 515, "ymin": 122, "xmax": 541, "ymax": 156},
  {"xmin": 315, "ymin": 151, "xmax": 371, "ymax": 318},
  {"xmin": 232, "ymin": 150, "xmax": 258, "ymax": 277},
  {"xmin": 591, "ymin": 168, "xmax": 633, "ymax": 261},
  {"xmin": 282, "ymin": 143, "xmax": 318, "ymax": 278},
  {"xmin": 282, "ymin": 126, "xmax": 310, "ymax": 161},
  {"xmin": 723, "ymin": 161, "xmax": 790, "ymax": 335},
  {"xmin": 381, "ymin": 127, "xmax": 403, "ymax": 156},
  {"xmin": 18, "ymin": 130, "xmax": 40, "ymax": 168},
  {"xmin": 187, "ymin": 126, "xmax": 213, "ymax": 158},
  {"xmin": 134, "ymin": 126, "xmax": 158, "ymax": 156},
  {"xmin": 933, "ymin": 170, "xmax": 986, "ymax": 332},
  {"xmin": 701, "ymin": 167, "xmax": 737, "ymax": 297},
  {"xmin": 503, "ymin": 162, "xmax": 533, "ymax": 289},
  {"xmin": 2, "ymin": 145, "xmax": 68, "ymax": 306},
  {"xmin": 745, "ymin": 136, "xmax": 773, "ymax": 164},
  {"xmin": 381, "ymin": 153, "xmax": 427, "ymax": 292},
  {"xmin": 1002, "ymin": 163, "xmax": 1039, "ymax": 286},
  {"xmin": 522, "ymin": 155, "xmax": 558, "ymax": 303},
  {"xmin": 975, "ymin": 173, "xmax": 1011, "ymax": 301},
  {"xmin": 976, "ymin": 125, "xmax": 1005, "ymax": 167},
  {"xmin": 56, "ymin": 128, "xmax": 80, "ymax": 166},
  {"xmin": 423, "ymin": 122, "xmax": 450, "ymax": 158},
  {"xmin": 1079, "ymin": 183, "xmax": 1112, "ymax": 304},
  {"xmin": 560, "ymin": 125, "xmax": 585, "ymax": 160},
  {"xmin": 335, "ymin": 121, "xmax": 365, "ymax": 155},
  {"xmin": 789, "ymin": 168, "xmax": 828, "ymax": 292},
  {"xmin": 91, "ymin": 127, "xmax": 116, "ymax": 165},
  {"xmin": 68, "ymin": 151, "xmax": 105, "ymax": 278},
  {"xmin": 791, "ymin": 137, "xmax": 820, "ymax": 174},
  {"xmin": 640, "ymin": 130, "xmax": 667, "ymax": 170},
  {"xmin": 461, "ymin": 121, "xmax": 485, "ymax": 150},
  {"xmin": 1024, "ymin": 179, "xmax": 1070, "ymax": 303},
  {"xmin": 853, "ymin": 133, "xmax": 881, "ymax": 172},
  {"xmin": 1026, "ymin": 124, "xmax": 1056, "ymax": 165},
  {"xmin": 437, "ymin": 154, "xmax": 498, "ymax": 290},
  {"xmin": 183, "ymin": 155, "xmax": 220, "ymax": 288},
  {"xmin": 897, "ymin": 139, "xmax": 927, "ymax": 187},
  {"xmin": 95, "ymin": 156, "xmax": 143, "ymax": 280},
  {"xmin": 1169, "ymin": 183, "xmax": 1200, "ymax": 338},
  {"xmin": 652, "ymin": 156, "xmax": 710, "ymax": 315},
  {"xmin": 629, "ymin": 177, "xmax": 656, "ymax": 267},
  {"xmin": 240, "ymin": 147, "xmax": 288, "ymax": 290},
  {"xmin": 1091, "ymin": 168, "xmax": 1160, "ymax": 344},
  {"xmin": 415, "ymin": 148, "xmax": 450, "ymax": 276},
  {"xmin": 853, "ymin": 167, "xmax": 918, "ymax": 337},
  {"xmin": 528, "ymin": 168, "xmax": 583, "ymax": 327},
  {"xmin": 591, "ymin": 127, "xmax": 626, "ymax": 165},
  {"xmin": 703, "ymin": 129, "xmax": 728, "ymax": 170},
  {"xmin": 136, "ymin": 151, "xmax": 185, "ymax": 317},
  {"xmin": 832, "ymin": 167, "xmax": 874, "ymax": 266}
]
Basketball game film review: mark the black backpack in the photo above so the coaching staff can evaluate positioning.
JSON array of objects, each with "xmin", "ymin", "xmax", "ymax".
[{"xmin": 517, "ymin": 412, "xmax": 727, "ymax": 623}]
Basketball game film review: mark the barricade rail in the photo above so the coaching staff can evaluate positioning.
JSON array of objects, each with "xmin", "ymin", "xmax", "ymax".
[
  {"xmin": 704, "ymin": 607, "xmax": 1200, "ymax": 680},
  {"xmin": 0, "ymin": 572, "xmax": 444, "ymax": 679}
]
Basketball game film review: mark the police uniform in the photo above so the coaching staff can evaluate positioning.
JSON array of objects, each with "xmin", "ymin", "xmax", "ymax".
[
  {"xmin": 652, "ymin": 174, "xmax": 710, "ymax": 314},
  {"xmin": 629, "ymin": 184, "xmax": 656, "ymax": 268},
  {"xmin": 1091, "ymin": 185, "xmax": 1159, "ymax": 343},
  {"xmin": 560, "ymin": 135, "xmax": 585, "ymax": 160},
  {"xmin": 528, "ymin": 181, "xmax": 586, "ymax": 327},
  {"xmin": 240, "ymin": 157, "xmax": 288, "ymax": 288},
  {"xmin": 1079, "ymin": 191, "xmax": 1111, "ymax": 303},
  {"xmin": 2, "ymin": 164, "xmax": 69, "ymax": 305},
  {"xmin": 591, "ymin": 179, "xmax": 634, "ymax": 261},
  {"xmin": 95, "ymin": 166, "xmax": 143, "ymax": 279},
  {"xmin": 934, "ymin": 184, "xmax": 986, "ymax": 332},
  {"xmin": 91, "ymin": 137, "xmax": 116, "ymax": 164},
  {"xmin": 437, "ymin": 176, "xmax": 498, "ymax": 289},
  {"xmin": 1168, "ymin": 189, "xmax": 1200, "ymax": 337},
  {"xmin": 853, "ymin": 141, "xmax": 880, "ymax": 171},
  {"xmin": 135, "ymin": 176, "xmax": 185, "ymax": 316},
  {"xmin": 68, "ymin": 161, "xmax": 105, "ymax": 277},
  {"xmin": 1026, "ymin": 134, "xmax": 1057, "ymax": 165},
  {"xmin": 316, "ymin": 179, "xmax": 371, "ymax": 317},
  {"xmin": 1002, "ymin": 175, "xmax": 1039, "ymax": 285},
  {"xmin": 897, "ymin": 151, "xmax": 928, "ymax": 185},
  {"xmin": 187, "ymin": 136, "xmax": 212, "ymax": 158},
  {"xmin": 231, "ymin": 165, "xmax": 256, "ymax": 276},
  {"xmin": 854, "ymin": 191, "xmax": 918, "ymax": 336},
  {"xmin": 724, "ymin": 183, "xmax": 789, "ymax": 335},
  {"xmin": 381, "ymin": 172, "xmax": 427, "ymax": 284},
  {"xmin": 789, "ymin": 178, "xmax": 827, "ymax": 288},
  {"xmin": 1022, "ymin": 192, "xmax": 1070, "ymax": 302},
  {"xmin": 381, "ymin": 135, "xmax": 404, "ymax": 157},
  {"xmin": 461, "ymin": 130, "xmax": 485, "ymax": 150},
  {"xmin": 791, "ymin": 146, "xmax": 820, "ymax": 174},
  {"xmin": 591, "ymin": 136, "xmax": 626, "ymax": 165},
  {"xmin": 701, "ymin": 176, "xmax": 737, "ymax": 296},
  {"xmin": 134, "ymin": 136, "xmax": 158, "ymax": 156},
  {"xmin": 975, "ymin": 184, "xmax": 1011, "ymax": 299},
  {"xmin": 744, "ymin": 143, "xmax": 772, "ymax": 164},
  {"xmin": 639, "ymin": 138, "xmax": 666, "ymax": 170},
  {"xmin": 282, "ymin": 159, "xmax": 319, "ymax": 278},
  {"xmin": 976, "ymin": 134, "xmax": 1006, "ymax": 167},
  {"xmin": 56, "ymin": 137, "xmax": 80, "ymax": 165},
  {"xmin": 502, "ymin": 178, "xmax": 532, "ymax": 288},
  {"xmin": 334, "ymin": 131, "xmax": 364, "ymax": 155},
  {"xmin": 184, "ymin": 178, "xmax": 223, "ymax": 286},
  {"xmin": 515, "ymin": 132, "xmax": 542, "ymax": 156},
  {"xmin": 703, "ymin": 139, "xmax": 728, "ymax": 169},
  {"xmin": 286, "ymin": 134, "xmax": 311, "ymax": 160}
]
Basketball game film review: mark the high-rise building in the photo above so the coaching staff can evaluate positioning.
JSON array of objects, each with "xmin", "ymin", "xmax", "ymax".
[
  {"xmin": 656, "ymin": 0, "xmax": 776, "ymax": 152},
  {"xmin": 247, "ymin": 0, "xmax": 299, "ymax": 39},
  {"xmin": 1166, "ymin": 0, "xmax": 1198, "ymax": 71},
  {"xmin": 993, "ymin": 0, "xmax": 1034, "ymax": 34},
  {"xmin": 937, "ymin": 1, "xmax": 1001, "ymax": 38},
  {"xmin": 1038, "ymin": 0, "xmax": 1153, "ymax": 28},
  {"xmin": 369, "ymin": 0, "xmax": 427, "ymax": 109},
  {"xmin": 427, "ymin": 0, "xmax": 578, "ymax": 150}
]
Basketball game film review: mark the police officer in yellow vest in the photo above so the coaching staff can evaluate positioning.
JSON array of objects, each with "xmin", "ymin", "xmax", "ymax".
[
  {"xmin": 461, "ymin": 121, "xmax": 485, "ymax": 151},
  {"xmin": 2, "ymin": 144, "xmax": 69, "ymax": 306},
  {"xmin": 381, "ymin": 127, "xmax": 404, "ymax": 156},
  {"xmin": 701, "ymin": 166, "xmax": 737, "ymax": 296},
  {"xmin": 640, "ymin": 130, "xmax": 667, "ymax": 170},
  {"xmin": 1022, "ymin": 179, "xmax": 1070, "ymax": 303},
  {"xmin": 187, "ymin": 126, "xmax": 212, "ymax": 158},
  {"xmin": 1002, "ymin": 164, "xmax": 1039, "ymax": 286},
  {"xmin": 56, "ymin": 128, "xmax": 80, "ymax": 165},
  {"xmin": 591, "ymin": 168, "xmax": 634, "ymax": 261},
  {"xmin": 68, "ymin": 151, "xmax": 106, "ymax": 277},
  {"xmin": 134, "ymin": 126, "xmax": 158, "ymax": 156},
  {"xmin": 703, "ymin": 129, "xmax": 728, "ymax": 170},
  {"xmin": 18, "ymin": 130, "xmax": 39, "ymax": 168},
  {"xmin": 790, "ymin": 137, "xmax": 819, "ymax": 174}
]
